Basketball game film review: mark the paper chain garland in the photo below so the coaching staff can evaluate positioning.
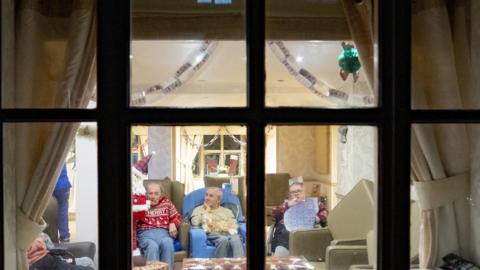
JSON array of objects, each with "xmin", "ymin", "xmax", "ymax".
[
  {"xmin": 268, "ymin": 41, "xmax": 373, "ymax": 107},
  {"xmin": 131, "ymin": 41, "xmax": 219, "ymax": 106},
  {"xmin": 131, "ymin": 40, "xmax": 374, "ymax": 107}
]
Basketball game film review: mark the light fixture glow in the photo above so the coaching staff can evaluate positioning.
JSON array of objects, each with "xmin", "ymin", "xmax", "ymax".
[{"xmin": 295, "ymin": 56, "xmax": 303, "ymax": 62}]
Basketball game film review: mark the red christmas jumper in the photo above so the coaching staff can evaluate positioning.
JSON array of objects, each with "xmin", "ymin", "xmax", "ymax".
[{"xmin": 137, "ymin": 196, "xmax": 182, "ymax": 231}]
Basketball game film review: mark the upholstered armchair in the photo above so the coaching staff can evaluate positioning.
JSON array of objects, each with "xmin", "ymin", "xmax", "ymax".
[
  {"xmin": 204, "ymin": 175, "xmax": 246, "ymax": 215},
  {"xmin": 182, "ymin": 188, "xmax": 246, "ymax": 258},
  {"xmin": 141, "ymin": 178, "xmax": 189, "ymax": 264},
  {"xmin": 349, "ymin": 201, "xmax": 421, "ymax": 270},
  {"xmin": 265, "ymin": 173, "xmax": 291, "ymax": 226},
  {"xmin": 267, "ymin": 179, "xmax": 374, "ymax": 270},
  {"xmin": 43, "ymin": 197, "xmax": 96, "ymax": 260}
]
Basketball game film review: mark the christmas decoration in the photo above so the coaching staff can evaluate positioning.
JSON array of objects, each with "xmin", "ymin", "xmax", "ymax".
[
  {"xmin": 132, "ymin": 181, "xmax": 151, "ymax": 256},
  {"xmin": 131, "ymin": 41, "xmax": 218, "ymax": 106},
  {"xmin": 338, "ymin": 42, "xmax": 361, "ymax": 82}
]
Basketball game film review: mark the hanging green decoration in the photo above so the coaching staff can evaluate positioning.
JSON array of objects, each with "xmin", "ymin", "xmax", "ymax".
[{"xmin": 338, "ymin": 42, "xmax": 361, "ymax": 82}]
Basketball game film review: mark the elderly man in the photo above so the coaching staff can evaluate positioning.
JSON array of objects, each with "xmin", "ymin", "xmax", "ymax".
[
  {"xmin": 136, "ymin": 183, "xmax": 181, "ymax": 270},
  {"xmin": 191, "ymin": 187, "xmax": 244, "ymax": 258}
]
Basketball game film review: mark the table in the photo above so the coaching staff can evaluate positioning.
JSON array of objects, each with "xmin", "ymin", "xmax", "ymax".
[
  {"xmin": 182, "ymin": 256, "xmax": 315, "ymax": 270},
  {"xmin": 133, "ymin": 260, "xmax": 169, "ymax": 270}
]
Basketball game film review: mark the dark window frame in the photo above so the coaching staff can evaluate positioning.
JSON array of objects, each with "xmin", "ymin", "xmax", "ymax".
[{"xmin": 3, "ymin": 1, "xmax": 477, "ymax": 270}]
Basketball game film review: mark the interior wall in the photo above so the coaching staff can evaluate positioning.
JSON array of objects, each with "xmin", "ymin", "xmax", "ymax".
[
  {"xmin": 74, "ymin": 125, "xmax": 99, "ymax": 265},
  {"xmin": 148, "ymin": 126, "xmax": 173, "ymax": 179},
  {"xmin": 277, "ymin": 125, "xmax": 330, "ymax": 181},
  {"xmin": 336, "ymin": 126, "xmax": 377, "ymax": 197}
]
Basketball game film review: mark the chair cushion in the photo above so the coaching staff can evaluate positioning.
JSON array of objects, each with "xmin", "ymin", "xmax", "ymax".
[{"xmin": 328, "ymin": 179, "xmax": 374, "ymax": 240}]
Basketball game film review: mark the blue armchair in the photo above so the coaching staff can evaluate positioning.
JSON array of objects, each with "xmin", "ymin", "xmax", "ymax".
[{"xmin": 182, "ymin": 188, "xmax": 247, "ymax": 258}]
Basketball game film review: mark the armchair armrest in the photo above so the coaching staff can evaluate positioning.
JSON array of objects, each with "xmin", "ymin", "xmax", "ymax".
[
  {"xmin": 56, "ymin": 241, "xmax": 96, "ymax": 260},
  {"xmin": 349, "ymin": 265, "xmax": 373, "ymax": 270},
  {"xmin": 289, "ymin": 227, "xmax": 332, "ymax": 261},
  {"xmin": 238, "ymin": 223, "xmax": 247, "ymax": 242},
  {"xmin": 189, "ymin": 227, "xmax": 209, "ymax": 258},
  {"xmin": 179, "ymin": 222, "xmax": 190, "ymax": 251},
  {"xmin": 330, "ymin": 238, "xmax": 367, "ymax": 246},
  {"xmin": 325, "ymin": 245, "xmax": 368, "ymax": 270}
]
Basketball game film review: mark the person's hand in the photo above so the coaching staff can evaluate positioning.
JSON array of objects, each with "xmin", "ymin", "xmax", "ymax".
[
  {"xmin": 203, "ymin": 203, "xmax": 212, "ymax": 212},
  {"xmin": 168, "ymin": 223, "xmax": 177, "ymax": 238},
  {"xmin": 287, "ymin": 198, "xmax": 298, "ymax": 207},
  {"xmin": 315, "ymin": 216, "xmax": 321, "ymax": 223}
]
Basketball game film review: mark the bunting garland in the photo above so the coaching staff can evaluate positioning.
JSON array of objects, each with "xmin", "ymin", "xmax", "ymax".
[
  {"xmin": 131, "ymin": 41, "xmax": 219, "ymax": 106},
  {"xmin": 268, "ymin": 41, "xmax": 374, "ymax": 107}
]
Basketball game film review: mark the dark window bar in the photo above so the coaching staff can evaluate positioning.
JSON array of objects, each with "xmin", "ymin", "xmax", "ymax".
[{"xmin": 377, "ymin": 0, "xmax": 411, "ymax": 269}]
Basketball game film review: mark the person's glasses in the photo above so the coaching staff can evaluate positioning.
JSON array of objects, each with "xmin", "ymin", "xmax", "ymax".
[{"xmin": 289, "ymin": 189, "xmax": 303, "ymax": 195}]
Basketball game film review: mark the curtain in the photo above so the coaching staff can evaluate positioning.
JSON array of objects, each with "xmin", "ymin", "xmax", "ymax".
[
  {"xmin": 12, "ymin": 1, "xmax": 96, "ymax": 268},
  {"xmin": 179, "ymin": 134, "xmax": 203, "ymax": 194},
  {"xmin": 340, "ymin": 0, "xmax": 374, "ymax": 95},
  {"xmin": 411, "ymin": 0, "xmax": 480, "ymax": 267}
]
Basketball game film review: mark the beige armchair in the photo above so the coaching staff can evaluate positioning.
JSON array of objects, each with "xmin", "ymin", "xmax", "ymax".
[
  {"xmin": 134, "ymin": 178, "xmax": 189, "ymax": 265},
  {"xmin": 265, "ymin": 173, "xmax": 291, "ymax": 225},
  {"xmin": 285, "ymin": 179, "xmax": 375, "ymax": 270},
  {"xmin": 349, "ymin": 201, "xmax": 421, "ymax": 270}
]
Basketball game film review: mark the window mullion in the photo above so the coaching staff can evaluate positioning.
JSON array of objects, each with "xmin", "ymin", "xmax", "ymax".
[{"xmin": 377, "ymin": 1, "xmax": 411, "ymax": 269}]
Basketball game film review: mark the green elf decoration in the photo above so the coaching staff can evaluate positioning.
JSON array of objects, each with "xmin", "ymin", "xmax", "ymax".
[{"xmin": 338, "ymin": 42, "xmax": 361, "ymax": 82}]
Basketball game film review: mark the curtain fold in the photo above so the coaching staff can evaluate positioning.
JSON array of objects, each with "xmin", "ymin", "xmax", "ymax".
[
  {"xmin": 13, "ymin": 0, "xmax": 96, "ymax": 268},
  {"xmin": 411, "ymin": 0, "xmax": 479, "ymax": 267},
  {"xmin": 340, "ymin": 0, "xmax": 374, "ymax": 95},
  {"xmin": 179, "ymin": 134, "xmax": 203, "ymax": 194}
]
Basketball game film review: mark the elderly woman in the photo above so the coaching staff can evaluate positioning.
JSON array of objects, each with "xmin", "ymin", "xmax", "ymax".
[{"xmin": 271, "ymin": 176, "xmax": 328, "ymax": 257}]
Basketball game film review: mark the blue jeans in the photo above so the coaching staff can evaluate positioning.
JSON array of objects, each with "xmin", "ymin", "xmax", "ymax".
[
  {"xmin": 207, "ymin": 233, "xmax": 244, "ymax": 258},
  {"xmin": 53, "ymin": 187, "xmax": 70, "ymax": 241},
  {"xmin": 137, "ymin": 228, "xmax": 174, "ymax": 270}
]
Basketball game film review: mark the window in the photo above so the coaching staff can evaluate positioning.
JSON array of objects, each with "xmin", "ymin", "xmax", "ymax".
[
  {"xmin": 5, "ymin": 1, "xmax": 464, "ymax": 270},
  {"xmin": 194, "ymin": 134, "xmax": 246, "ymax": 177}
]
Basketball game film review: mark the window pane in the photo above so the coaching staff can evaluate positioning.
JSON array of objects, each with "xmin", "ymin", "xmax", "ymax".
[
  {"xmin": 130, "ymin": 1, "xmax": 246, "ymax": 108},
  {"xmin": 2, "ymin": 2, "xmax": 97, "ymax": 108},
  {"xmin": 3, "ymin": 123, "xmax": 99, "ymax": 269},
  {"xmin": 265, "ymin": 125, "xmax": 377, "ymax": 269},
  {"xmin": 410, "ymin": 124, "xmax": 480, "ymax": 269},
  {"xmin": 131, "ymin": 125, "xmax": 247, "ymax": 269},
  {"xmin": 224, "ymin": 135, "xmax": 242, "ymax": 150},
  {"xmin": 204, "ymin": 135, "xmax": 221, "ymax": 150},
  {"xmin": 411, "ymin": 3, "xmax": 479, "ymax": 110},
  {"xmin": 265, "ymin": 1, "xmax": 376, "ymax": 108}
]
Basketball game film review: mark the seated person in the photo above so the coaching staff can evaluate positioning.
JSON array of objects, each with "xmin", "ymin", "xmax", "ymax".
[
  {"xmin": 137, "ymin": 183, "xmax": 181, "ymax": 270},
  {"xmin": 191, "ymin": 187, "xmax": 245, "ymax": 258},
  {"xmin": 28, "ymin": 234, "xmax": 94, "ymax": 270},
  {"xmin": 271, "ymin": 176, "xmax": 328, "ymax": 257}
]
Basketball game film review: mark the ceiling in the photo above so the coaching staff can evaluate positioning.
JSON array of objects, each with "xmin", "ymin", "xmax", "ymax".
[{"xmin": 131, "ymin": 40, "xmax": 371, "ymax": 108}]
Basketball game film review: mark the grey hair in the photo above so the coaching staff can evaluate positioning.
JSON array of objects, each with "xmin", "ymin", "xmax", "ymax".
[
  {"xmin": 146, "ymin": 182, "xmax": 163, "ymax": 194},
  {"xmin": 207, "ymin": 187, "xmax": 223, "ymax": 201}
]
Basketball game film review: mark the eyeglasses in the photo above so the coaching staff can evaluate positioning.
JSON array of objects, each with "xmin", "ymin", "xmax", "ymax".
[{"xmin": 289, "ymin": 189, "xmax": 304, "ymax": 195}]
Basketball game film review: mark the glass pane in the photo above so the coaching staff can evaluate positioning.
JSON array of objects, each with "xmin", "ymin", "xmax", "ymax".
[
  {"xmin": 204, "ymin": 135, "xmax": 221, "ymax": 150},
  {"xmin": 2, "ymin": 2, "xmax": 97, "ymax": 108},
  {"xmin": 410, "ymin": 124, "xmax": 480, "ymax": 269},
  {"xmin": 130, "ymin": 1, "xmax": 246, "ymax": 108},
  {"xmin": 224, "ymin": 154, "xmax": 240, "ymax": 176},
  {"xmin": 3, "ymin": 123, "xmax": 99, "ymax": 269},
  {"xmin": 131, "ymin": 125, "xmax": 247, "ymax": 269},
  {"xmin": 224, "ymin": 135, "xmax": 242, "ymax": 150},
  {"xmin": 265, "ymin": 125, "xmax": 377, "ymax": 269},
  {"xmin": 205, "ymin": 154, "xmax": 221, "ymax": 175},
  {"xmin": 411, "ymin": 3, "xmax": 479, "ymax": 110},
  {"xmin": 265, "ymin": 0, "xmax": 376, "ymax": 108}
]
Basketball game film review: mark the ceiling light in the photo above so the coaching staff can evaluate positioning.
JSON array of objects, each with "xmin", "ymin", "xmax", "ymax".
[{"xmin": 295, "ymin": 56, "xmax": 303, "ymax": 62}]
